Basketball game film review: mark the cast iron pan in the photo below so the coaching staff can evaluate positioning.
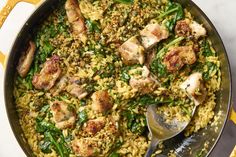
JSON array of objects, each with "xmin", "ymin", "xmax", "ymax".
[{"xmin": 4, "ymin": 0, "xmax": 232, "ymax": 156}]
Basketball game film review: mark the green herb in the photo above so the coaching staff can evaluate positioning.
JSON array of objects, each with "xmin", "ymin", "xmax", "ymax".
[
  {"xmin": 203, "ymin": 62, "xmax": 217, "ymax": 80},
  {"xmin": 138, "ymin": 95, "xmax": 173, "ymax": 106},
  {"xmin": 120, "ymin": 67, "xmax": 131, "ymax": 83},
  {"xmin": 86, "ymin": 19, "xmax": 101, "ymax": 33},
  {"xmin": 114, "ymin": 0, "xmax": 133, "ymax": 4},
  {"xmin": 77, "ymin": 110, "xmax": 88, "ymax": 126},
  {"xmin": 202, "ymin": 39, "xmax": 214, "ymax": 57},
  {"xmin": 123, "ymin": 110, "xmax": 147, "ymax": 135},
  {"xmin": 150, "ymin": 58, "xmax": 167, "ymax": 77},
  {"xmin": 100, "ymin": 64, "xmax": 116, "ymax": 78}
]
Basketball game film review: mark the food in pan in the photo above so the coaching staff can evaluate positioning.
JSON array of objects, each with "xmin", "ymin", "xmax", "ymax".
[{"xmin": 14, "ymin": 0, "xmax": 221, "ymax": 156}]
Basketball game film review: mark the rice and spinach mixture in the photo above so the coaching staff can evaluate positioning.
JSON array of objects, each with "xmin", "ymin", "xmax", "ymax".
[{"xmin": 14, "ymin": 0, "xmax": 221, "ymax": 156}]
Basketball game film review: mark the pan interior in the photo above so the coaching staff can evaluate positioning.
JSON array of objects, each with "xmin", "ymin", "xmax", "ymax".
[{"xmin": 4, "ymin": 0, "xmax": 231, "ymax": 157}]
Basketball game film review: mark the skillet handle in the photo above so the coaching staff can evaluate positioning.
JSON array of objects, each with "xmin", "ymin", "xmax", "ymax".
[
  {"xmin": 0, "ymin": 0, "xmax": 42, "ymax": 68},
  {"xmin": 0, "ymin": 0, "xmax": 42, "ymax": 28},
  {"xmin": 0, "ymin": 51, "xmax": 6, "ymax": 68},
  {"xmin": 230, "ymin": 106, "xmax": 236, "ymax": 125}
]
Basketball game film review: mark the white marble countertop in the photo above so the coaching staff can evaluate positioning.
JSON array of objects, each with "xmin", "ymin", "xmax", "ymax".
[{"xmin": 0, "ymin": 0, "xmax": 235, "ymax": 156}]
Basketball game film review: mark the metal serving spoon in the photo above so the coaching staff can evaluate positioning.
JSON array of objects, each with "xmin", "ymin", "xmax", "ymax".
[{"xmin": 145, "ymin": 105, "xmax": 197, "ymax": 157}]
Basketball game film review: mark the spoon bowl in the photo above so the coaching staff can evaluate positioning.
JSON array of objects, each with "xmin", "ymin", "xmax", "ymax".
[{"xmin": 145, "ymin": 105, "xmax": 196, "ymax": 157}]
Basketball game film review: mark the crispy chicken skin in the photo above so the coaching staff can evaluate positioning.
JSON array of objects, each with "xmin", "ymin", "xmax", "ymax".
[
  {"xmin": 65, "ymin": 0, "xmax": 87, "ymax": 42},
  {"xmin": 50, "ymin": 100, "xmax": 76, "ymax": 129},
  {"xmin": 32, "ymin": 55, "xmax": 61, "ymax": 90},
  {"xmin": 175, "ymin": 19, "xmax": 191, "ymax": 37},
  {"xmin": 140, "ymin": 23, "xmax": 169, "ymax": 49},
  {"xmin": 91, "ymin": 90, "xmax": 113, "ymax": 113},
  {"xmin": 118, "ymin": 36, "xmax": 145, "ymax": 65},
  {"xmin": 17, "ymin": 41, "xmax": 36, "ymax": 78},
  {"xmin": 180, "ymin": 72, "xmax": 207, "ymax": 106},
  {"xmin": 83, "ymin": 117, "xmax": 105, "ymax": 135},
  {"xmin": 163, "ymin": 46, "xmax": 196, "ymax": 72}
]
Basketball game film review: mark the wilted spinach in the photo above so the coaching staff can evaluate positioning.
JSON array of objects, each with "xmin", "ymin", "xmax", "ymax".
[
  {"xmin": 158, "ymin": 1, "xmax": 184, "ymax": 20},
  {"xmin": 165, "ymin": 14, "xmax": 177, "ymax": 32},
  {"xmin": 202, "ymin": 39, "xmax": 215, "ymax": 57},
  {"xmin": 203, "ymin": 62, "xmax": 218, "ymax": 80},
  {"xmin": 150, "ymin": 58, "xmax": 167, "ymax": 77},
  {"xmin": 36, "ymin": 117, "xmax": 70, "ymax": 157}
]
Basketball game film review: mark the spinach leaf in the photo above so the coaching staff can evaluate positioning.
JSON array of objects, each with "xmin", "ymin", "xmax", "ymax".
[
  {"xmin": 202, "ymin": 39, "xmax": 214, "ymax": 57},
  {"xmin": 36, "ymin": 117, "xmax": 70, "ymax": 157},
  {"xmin": 77, "ymin": 110, "xmax": 88, "ymax": 126},
  {"xmin": 165, "ymin": 14, "xmax": 177, "ymax": 32},
  {"xmin": 86, "ymin": 20, "xmax": 101, "ymax": 33},
  {"xmin": 123, "ymin": 110, "xmax": 147, "ymax": 135},
  {"xmin": 114, "ymin": 0, "xmax": 133, "ymax": 4},
  {"xmin": 44, "ymin": 132, "xmax": 70, "ymax": 157},
  {"xmin": 158, "ymin": 1, "xmax": 184, "ymax": 20},
  {"xmin": 36, "ymin": 117, "xmax": 61, "ymax": 135}
]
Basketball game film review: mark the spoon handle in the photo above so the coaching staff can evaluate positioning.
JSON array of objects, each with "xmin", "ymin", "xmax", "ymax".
[{"xmin": 145, "ymin": 138, "xmax": 159, "ymax": 157}]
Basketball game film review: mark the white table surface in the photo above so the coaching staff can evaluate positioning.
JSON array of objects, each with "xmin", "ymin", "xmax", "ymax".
[{"xmin": 0, "ymin": 0, "xmax": 235, "ymax": 156}]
